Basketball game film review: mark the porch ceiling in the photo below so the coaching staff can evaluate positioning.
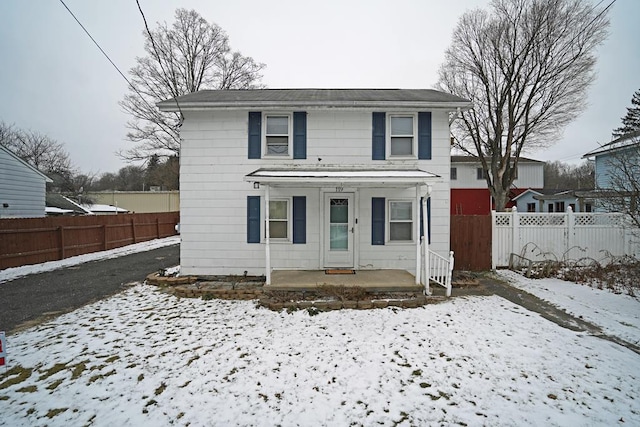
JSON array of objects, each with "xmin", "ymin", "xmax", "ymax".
[{"xmin": 244, "ymin": 168, "xmax": 440, "ymax": 188}]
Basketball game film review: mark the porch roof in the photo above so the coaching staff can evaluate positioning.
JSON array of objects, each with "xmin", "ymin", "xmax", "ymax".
[{"xmin": 244, "ymin": 168, "xmax": 440, "ymax": 187}]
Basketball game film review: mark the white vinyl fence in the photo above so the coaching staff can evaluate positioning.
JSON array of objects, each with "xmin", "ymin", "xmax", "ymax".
[{"xmin": 492, "ymin": 207, "xmax": 640, "ymax": 268}]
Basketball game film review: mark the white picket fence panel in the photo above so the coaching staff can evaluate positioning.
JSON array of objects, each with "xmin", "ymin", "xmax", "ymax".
[{"xmin": 492, "ymin": 207, "xmax": 640, "ymax": 268}]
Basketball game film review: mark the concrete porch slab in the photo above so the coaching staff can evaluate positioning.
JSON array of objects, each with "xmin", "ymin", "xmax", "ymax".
[{"xmin": 267, "ymin": 269, "xmax": 423, "ymax": 293}]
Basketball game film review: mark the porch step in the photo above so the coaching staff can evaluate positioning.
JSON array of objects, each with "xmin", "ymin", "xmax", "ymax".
[{"xmin": 265, "ymin": 285, "xmax": 424, "ymax": 293}]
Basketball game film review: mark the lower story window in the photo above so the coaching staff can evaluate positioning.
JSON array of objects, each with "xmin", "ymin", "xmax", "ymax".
[
  {"xmin": 269, "ymin": 199, "xmax": 289, "ymax": 239},
  {"xmin": 389, "ymin": 200, "xmax": 413, "ymax": 241},
  {"xmin": 527, "ymin": 203, "xmax": 536, "ymax": 212}
]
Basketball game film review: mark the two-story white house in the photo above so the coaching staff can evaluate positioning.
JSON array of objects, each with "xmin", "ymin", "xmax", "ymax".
[
  {"xmin": 450, "ymin": 156, "xmax": 544, "ymax": 214},
  {"xmin": 158, "ymin": 89, "xmax": 471, "ymax": 285}
]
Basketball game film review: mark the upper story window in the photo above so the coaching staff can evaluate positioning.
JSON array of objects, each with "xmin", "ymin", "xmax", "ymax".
[
  {"xmin": 477, "ymin": 168, "xmax": 486, "ymax": 180},
  {"xmin": 451, "ymin": 167, "xmax": 457, "ymax": 180},
  {"xmin": 265, "ymin": 115, "xmax": 291, "ymax": 156},
  {"xmin": 248, "ymin": 112, "xmax": 306, "ymax": 160},
  {"xmin": 389, "ymin": 115, "xmax": 415, "ymax": 157},
  {"xmin": 372, "ymin": 112, "xmax": 431, "ymax": 161}
]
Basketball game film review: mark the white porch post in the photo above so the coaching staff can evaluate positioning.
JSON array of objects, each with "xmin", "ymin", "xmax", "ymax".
[
  {"xmin": 422, "ymin": 185, "xmax": 432, "ymax": 295},
  {"xmin": 415, "ymin": 184, "xmax": 421, "ymax": 285},
  {"xmin": 264, "ymin": 184, "xmax": 271, "ymax": 285}
]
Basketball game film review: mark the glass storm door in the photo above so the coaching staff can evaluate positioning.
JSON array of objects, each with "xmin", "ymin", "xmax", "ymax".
[{"xmin": 324, "ymin": 193, "xmax": 354, "ymax": 268}]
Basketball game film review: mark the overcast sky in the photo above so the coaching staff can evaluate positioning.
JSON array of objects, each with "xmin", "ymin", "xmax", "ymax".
[{"xmin": 1, "ymin": 0, "xmax": 638, "ymax": 175}]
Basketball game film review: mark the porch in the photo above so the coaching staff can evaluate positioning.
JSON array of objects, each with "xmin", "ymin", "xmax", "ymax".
[{"xmin": 267, "ymin": 269, "xmax": 423, "ymax": 293}]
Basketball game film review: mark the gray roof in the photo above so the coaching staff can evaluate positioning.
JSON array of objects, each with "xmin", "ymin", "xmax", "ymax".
[
  {"xmin": 582, "ymin": 130, "xmax": 640, "ymax": 158},
  {"xmin": 450, "ymin": 155, "xmax": 544, "ymax": 164},
  {"xmin": 157, "ymin": 89, "xmax": 471, "ymax": 111},
  {"xmin": 46, "ymin": 194, "xmax": 91, "ymax": 215}
]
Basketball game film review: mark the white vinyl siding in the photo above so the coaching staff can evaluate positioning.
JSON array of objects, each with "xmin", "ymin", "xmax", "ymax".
[
  {"xmin": 177, "ymin": 108, "xmax": 452, "ymax": 276},
  {"xmin": 450, "ymin": 161, "xmax": 543, "ymax": 189},
  {"xmin": 0, "ymin": 146, "xmax": 49, "ymax": 218}
]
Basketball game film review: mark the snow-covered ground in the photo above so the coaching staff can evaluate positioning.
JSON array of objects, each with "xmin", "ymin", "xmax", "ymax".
[
  {"xmin": 0, "ymin": 236, "xmax": 180, "ymax": 284},
  {"xmin": 0, "ymin": 245, "xmax": 639, "ymax": 426},
  {"xmin": 498, "ymin": 270, "xmax": 640, "ymax": 346}
]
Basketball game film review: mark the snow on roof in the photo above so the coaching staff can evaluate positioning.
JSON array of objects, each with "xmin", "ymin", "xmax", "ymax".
[
  {"xmin": 45, "ymin": 207, "xmax": 74, "ymax": 214},
  {"xmin": 582, "ymin": 131, "xmax": 640, "ymax": 158},
  {"xmin": 83, "ymin": 204, "xmax": 129, "ymax": 213}
]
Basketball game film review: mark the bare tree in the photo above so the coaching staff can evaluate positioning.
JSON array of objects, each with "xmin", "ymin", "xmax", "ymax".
[
  {"xmin": 0, "ymin": 124, "xmax": 76, "ymax": 183},
  {"xmin": 0, "ymin": 121, "xmax": 18, "ymax": 147},
  {"xmin": 544, "ymin": 160, "xmax": 594, "ymax": 190},
  {"xmin": 438, "ymin": 0, "xmax": 609, "ymax": 211},
  {"xmin": 120, "ymin": 8, "xmax": 265, "ymax": 161}
]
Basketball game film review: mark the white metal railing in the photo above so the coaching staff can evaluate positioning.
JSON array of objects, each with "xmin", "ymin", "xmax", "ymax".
[{"xmin": 422, "ymin": 243, "xmax": 454, "ymax": 297}]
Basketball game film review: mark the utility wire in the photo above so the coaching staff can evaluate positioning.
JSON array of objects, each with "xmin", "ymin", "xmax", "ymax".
[
  {"xmin": 58, "ymin": 0, "xmax": 157, "ymax": 114},
  {"xmin": 135, "ymin": 0, "xmax": 184, "ymax": 120}
]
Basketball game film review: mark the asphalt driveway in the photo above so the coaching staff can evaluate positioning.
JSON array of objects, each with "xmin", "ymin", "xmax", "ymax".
[{"xmin": 0, "ymin": 244, "xmax": 179, "ymax": 334}]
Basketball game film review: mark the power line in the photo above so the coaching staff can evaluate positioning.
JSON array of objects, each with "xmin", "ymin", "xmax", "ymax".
[
  {"xmin": 58, "ymin": 0, "xmax": 157, "ymax": 114},
  {"xmin": 135, "ymin": 0, "xmax": 184, "ymax": 120}
]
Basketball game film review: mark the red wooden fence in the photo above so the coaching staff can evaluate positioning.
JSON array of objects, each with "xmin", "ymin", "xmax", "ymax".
[
  {"xmin": 0, "ymin": 212, "xmax": 179, "ymax": 270},
  {"xmin": 450, "ymin": 215, "xmax": 492, "ymax": 271}
]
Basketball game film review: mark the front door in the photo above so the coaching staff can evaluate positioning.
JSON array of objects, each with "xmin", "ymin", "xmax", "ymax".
[{"xmin": 324, "ymin": 193, "xmax": 354, "ymax": 268}]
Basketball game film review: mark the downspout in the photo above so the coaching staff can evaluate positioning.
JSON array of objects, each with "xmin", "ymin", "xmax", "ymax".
[
  {"xmin": 264, "ymin": 184, "xmax": 271, "ymax": 285},
  {"xmin": 422, "ymin": 184, "xmax": 432, "ymax": 295},
  {"xmin": 415, "ymin": 184, "xmax": 421, "ymax": 285}
]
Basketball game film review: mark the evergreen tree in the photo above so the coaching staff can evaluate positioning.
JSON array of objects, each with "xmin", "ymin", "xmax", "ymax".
[{"xmin": 612, "ymin": 89, "xmax": 640, "ymax": 138}]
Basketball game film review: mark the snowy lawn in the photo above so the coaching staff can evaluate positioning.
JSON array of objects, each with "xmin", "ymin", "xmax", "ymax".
[
  {"xmin": 1, "ymin": 283, "xmax": 639, "ymax": 426},
  {"xmin": 497, "ymin": 270, "xmax": 640, "ymax": 346}
]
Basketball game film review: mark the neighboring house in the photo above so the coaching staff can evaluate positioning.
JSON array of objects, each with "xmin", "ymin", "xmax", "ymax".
[
  {"xmin": 0, "ymin": 144, "xmax": 52, "ymax": 218},
  {"xmin": 158, "ymin": 89, "xmax": 471, "ymax": 282},
  {"xmin": 86, "ymin": 191, "xmax": 180, "ymax": 213},
  {"xmin": 513, "ymin": 189, "xmax": 594, "ymax": 213},
  {"xmin": 450, "ymin": 156, "xmax": 544, "ymax": 214},
  {"xmin": 46, "ymin": 193, "xmax": 93, "ymax": 216},
  {"xmin": 582, "ymin": 131, "xmax": 640, "ymax": 212}
]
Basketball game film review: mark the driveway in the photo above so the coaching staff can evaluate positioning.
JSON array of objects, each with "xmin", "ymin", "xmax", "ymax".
[{"xmin": 0, "ymin": 244, "xmax": 179, "ymax": 334}]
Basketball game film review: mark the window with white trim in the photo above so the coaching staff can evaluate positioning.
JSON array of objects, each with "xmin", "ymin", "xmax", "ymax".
[
  {"xmin": 389, "ymin": 200, "xmax": 413, "ymax": 241},
  {"xmin": 265, "ymin": 115, "xmax": 291, "ymax": 156},
  {"xmin": 268, "ymin": 199, "xmax": 289, "ymax": 239},
  {"xmin": 389, "ymin": 115, "xmax": 415, "ymax": 157},
  {"xmin": 451, "ymin": 167, "xmax": 457, "ymax": 180}
]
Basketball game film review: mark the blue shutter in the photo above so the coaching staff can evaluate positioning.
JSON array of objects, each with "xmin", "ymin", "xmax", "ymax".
[
  {"xmin": 420, "ymin": 197, "xmax": 431, "ymax": 244},
  {"xmin": 248, "ymin": 112, "xmax": 261, "ymax": 159},
  {"xmin": 247, "ymin": 196, "xmax": 260, "ymax": 243},
  {"xmin": 372, "ymin": 112, "xmax": 386, "ymax": 160},
  {"xmin": 418, "ymin": 112, "xmax": 432, "ymax": 160},
  {"xmin": 293, "ymin": 196, "xmax": 306, "ymax": 244},
  {"xmin": 293, "ymin": 112, "xmax": 307, "ymax": 159},
  {"xmin": 371, "ymin": 197, "xmax": 385, "ymax": 245}
]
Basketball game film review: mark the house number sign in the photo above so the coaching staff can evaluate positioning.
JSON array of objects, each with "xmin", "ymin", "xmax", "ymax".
[{"xmin": 335, "ymin": 186, "xmax": 344, "ymax": 192}]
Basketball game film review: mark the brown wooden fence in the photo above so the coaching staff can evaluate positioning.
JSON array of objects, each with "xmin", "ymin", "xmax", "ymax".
[
  {"xmin": 0, "ymin": 212, "xmax": 180, "ymax": 270},
  {"xmin": 451, "ymin": 215, "xmax": 492, "ymax": 271}
]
